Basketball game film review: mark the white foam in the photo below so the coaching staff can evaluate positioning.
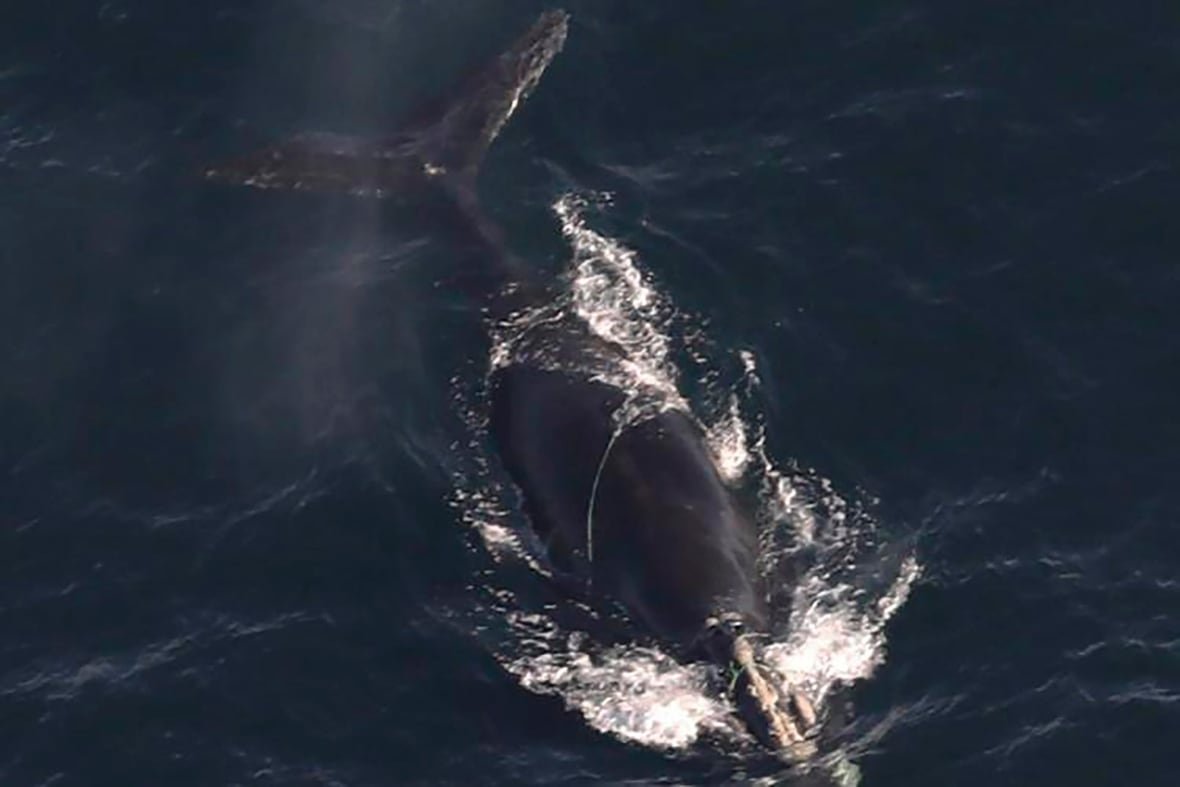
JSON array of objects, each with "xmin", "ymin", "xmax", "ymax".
[
  {"xmin": 765, "ymin": 555, "xmax": 921, "ymax": 706},
  {"xmin": 706, "ymin": 393, "xmax": 752, "ymax": 484},
  {"xmin": 506, "ymin": 640, "xmax": 736, "ymax": 750},
  {"xmin": 555, "ymin": 193, "xmax": 687, "ymax": 415}
]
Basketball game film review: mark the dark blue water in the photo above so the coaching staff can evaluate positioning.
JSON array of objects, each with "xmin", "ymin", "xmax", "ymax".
[{"xmin": 3, "ymin": 2, "xmax": 1177, "ymax": 785}]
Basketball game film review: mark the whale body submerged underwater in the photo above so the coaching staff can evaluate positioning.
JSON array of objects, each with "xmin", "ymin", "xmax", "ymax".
[{"xmin": 207, "ymin": 9, "xmax": 820, "ymax": 759}]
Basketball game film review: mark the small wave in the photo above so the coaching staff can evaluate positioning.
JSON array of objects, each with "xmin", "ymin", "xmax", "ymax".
[
  {"xmin": 0, "ymin": 117, "xmax": 55, "ymax": 167},
  {"xmin": 2, "ymin": 611, "xmax": 320, "ymax": 703},
  {"xmin": 4, "ymin": 634, "xmax": 197, "ymax": 702}
]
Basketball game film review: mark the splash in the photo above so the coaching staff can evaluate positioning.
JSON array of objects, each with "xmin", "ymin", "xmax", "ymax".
[
  {"xmin": 449, "ymin": 193, "xmax": 919, "ymax": 759},
  {"xmin": 706, "ymin": 388, "xmax": 751, "ymax": 484},
  {"xmin": 765, "ymin": 556, "xmax": 921, "ymax": 705},
  {"xmin": 505, "ymin": 625, "xmax": 737, "ymax": 750}
]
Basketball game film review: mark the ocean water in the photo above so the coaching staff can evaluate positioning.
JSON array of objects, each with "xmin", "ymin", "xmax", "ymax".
[{"xmin": 2, "ymin": 2, "xmax": 1177, "ymax": 785}]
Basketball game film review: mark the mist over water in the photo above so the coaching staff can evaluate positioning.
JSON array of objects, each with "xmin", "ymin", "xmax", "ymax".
[{"xmin": 3, "ymin": 2, "xmax": 1178, "ymax": 786}]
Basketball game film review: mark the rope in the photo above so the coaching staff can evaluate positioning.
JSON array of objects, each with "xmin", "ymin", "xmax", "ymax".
[{"xmin": 586, "ymin": 426, "xmax": 622, "ymax": 572}]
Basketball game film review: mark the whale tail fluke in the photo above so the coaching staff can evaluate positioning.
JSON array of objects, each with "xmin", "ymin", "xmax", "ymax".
[
  {"xmin": 406, "ymin": 9, "xmax": 569, "ymax": 180},
  {"xmin": 204, "ymin": 9, "xmax": 569, "ymax": 198}
]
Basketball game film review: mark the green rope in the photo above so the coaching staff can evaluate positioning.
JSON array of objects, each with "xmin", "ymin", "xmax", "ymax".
[{"xmin": 727, "ymin": 660, "xmax": 747, "ymax": 694}]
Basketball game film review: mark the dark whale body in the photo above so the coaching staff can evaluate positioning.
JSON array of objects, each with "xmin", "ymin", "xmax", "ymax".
[
  {"xmin": 491, "ymin": 365, "xmax": 765, "ymax": 646},
  {"xmin": 208, "ymin": 9, "xmax": 816, "ymax": 757}
]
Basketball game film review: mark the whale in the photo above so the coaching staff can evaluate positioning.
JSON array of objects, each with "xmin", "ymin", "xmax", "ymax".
[{"xmin": 207, "ymin": 9, "xmax": 818, "ymax": 758}]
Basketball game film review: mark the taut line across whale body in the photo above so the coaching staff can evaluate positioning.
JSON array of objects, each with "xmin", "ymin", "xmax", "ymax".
[{"xmin": 208, "ymin": 10, "xmax": 820, "ymax": 759}]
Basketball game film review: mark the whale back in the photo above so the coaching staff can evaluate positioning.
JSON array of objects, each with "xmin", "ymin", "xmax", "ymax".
[{"xmin": 490, "ymin": 365, "xmax": 765, "ymax": 647}]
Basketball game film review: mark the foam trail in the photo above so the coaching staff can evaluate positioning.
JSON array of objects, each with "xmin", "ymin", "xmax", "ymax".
[{"xmin": 555, "ymin": 193, "xmax": 686, "ymax": 415}]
